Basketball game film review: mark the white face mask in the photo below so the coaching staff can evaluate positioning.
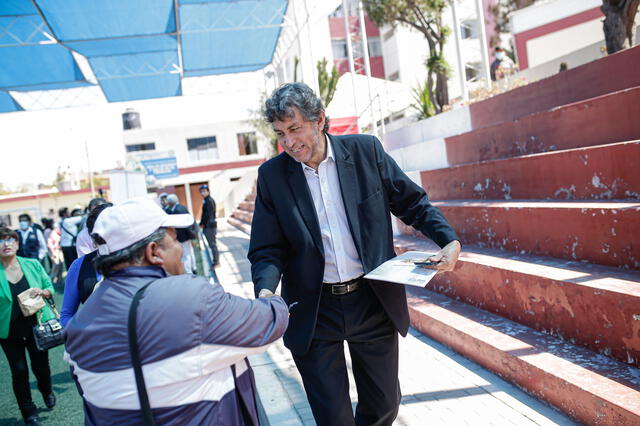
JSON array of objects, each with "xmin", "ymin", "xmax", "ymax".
[
  {"xmin": 495, "ymin": 52, "xmax": 505, "ymax": 60},
  {"xmin": 19, "ymin": 221, "xmax": 30, "ymax": 231}
]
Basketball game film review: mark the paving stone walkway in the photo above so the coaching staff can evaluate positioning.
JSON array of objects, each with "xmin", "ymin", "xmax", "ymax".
[{"xmin": 214, "ymin": 221, "xmax": 578, "ymax": 426}]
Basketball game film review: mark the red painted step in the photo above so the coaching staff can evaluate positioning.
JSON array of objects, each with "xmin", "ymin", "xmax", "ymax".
[
  {"xmin": 446, "ymin": 86, "xmax": 640, "ymax": 165},
  {"xmin": 394, "ymin": 235, "xmax": 640, "ymax": 368},
  {"xmin": 231, "ymin": 209, "xmax": 253, "ymax": 225},
  {"xmin": 467, "ymin": 46, "xmax": 640, "ymax": 129},
  {"xmin": 422, "ymin": 140, "xmax": 640, "ymax": 201},
  {"xmin": 239, "ymin": 201, "xmax": 255, "ymax": 212},
  {"xmin": 406, "ymin": 287, "xmax": 640, "ymax": 424},
  {"xmin": 398, "ymin": 200, "xmax": 640, "ymax": 269}
]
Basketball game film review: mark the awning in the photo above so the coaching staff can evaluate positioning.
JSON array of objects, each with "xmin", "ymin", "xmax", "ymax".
[{"xmin": 0, "ymin": 0, "xmax": 288, "ymax": 112}]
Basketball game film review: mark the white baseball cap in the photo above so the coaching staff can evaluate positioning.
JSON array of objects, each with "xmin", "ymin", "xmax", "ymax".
[{"xmin": 92, "ymin": 197, "xmax": 194, "ymax": 255}]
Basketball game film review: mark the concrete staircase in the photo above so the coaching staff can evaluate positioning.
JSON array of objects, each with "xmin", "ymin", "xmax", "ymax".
[
  {"xmin": 229, "ymin": 47, "xmax": 640, "ymax": 424},
  {"xmin": 393, "ymin": 48, "xmax": 640, "ymax": 424}
]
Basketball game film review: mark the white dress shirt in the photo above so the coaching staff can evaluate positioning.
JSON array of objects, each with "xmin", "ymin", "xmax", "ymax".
[{"xmin": 301, "ymin": 136, "xmax": 364, "ymax": 283}]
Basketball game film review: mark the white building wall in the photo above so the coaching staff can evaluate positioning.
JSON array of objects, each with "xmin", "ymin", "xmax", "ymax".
[
  {"xmin": 510, "ymin": 0, "xmax": 601, "ymax": 34},
  {"xmin": 122, "ymin": 120, "xmax": 265, "ymax": 169},
  {"xmin": 526, "ymin": 19, "xmax": 604, "ymax": 68}
]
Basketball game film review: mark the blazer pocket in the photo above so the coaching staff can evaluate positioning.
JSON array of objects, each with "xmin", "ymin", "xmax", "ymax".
[{"xmin": 358, "ymin": 189, "xmax": 382, "ymax": 208}]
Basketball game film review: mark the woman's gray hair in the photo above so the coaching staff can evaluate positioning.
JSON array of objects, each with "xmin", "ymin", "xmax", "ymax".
[
  {"xmin": 93, "ymin": 228, "xmax": 167, "ymax": 276},
  {"xmin": 263, "ymin": 82, "xmax": 330, "ymax": 133}
]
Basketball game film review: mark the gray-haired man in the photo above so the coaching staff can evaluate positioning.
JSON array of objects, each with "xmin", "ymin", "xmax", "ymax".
[
  {"xmin": 248, "ymin": 82, "xmax": 461, "ymax": 425},
  {"xmin": 64, "ymin": 198, "xmax": 289, "ymax": 425}
]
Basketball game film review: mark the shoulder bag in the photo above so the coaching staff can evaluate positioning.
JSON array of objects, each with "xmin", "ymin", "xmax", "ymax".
[
  {"xmin": 33, "ymin": 298, "xmax": 64, "ymax": 351},
  {"xmin": 128, "ymin": 280, "xmax": 158, "ymax": 426}
]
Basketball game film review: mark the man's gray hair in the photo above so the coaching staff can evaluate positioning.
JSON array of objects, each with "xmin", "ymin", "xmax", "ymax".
[
  {"xmin": 263, "ymin": 82, "xmax": 330, "ymax": 133},
  {"xmin": 93, "ymin": 228, "xmax": 167, "ymax": 276},
  {"xmin": 166, "ymin": 194, "xmax": 179, "ymax": 204}
]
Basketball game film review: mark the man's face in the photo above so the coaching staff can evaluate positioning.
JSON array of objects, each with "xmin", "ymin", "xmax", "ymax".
[
  {"xmin": 272, "ymin": 106, "xmax": 326, "ymax": 167},
  {"xmin": 160, "ymin": 197, "xmax": 167, "ymax": 207},
  {"xmin": 200, "ymin": 189, "xmax": 209, "ymax": 198},
  {"xmin": 155, "ymin": 228, "xmax": 184, "ymax": 275}
]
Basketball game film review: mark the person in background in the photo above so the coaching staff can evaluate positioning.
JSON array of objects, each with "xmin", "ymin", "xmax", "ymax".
[
  {"xmin": 558, "ymin": 62, "xmax": 568, "ymax": 72},
  {"xmin": 1, "ymin": 227, "xmax": 57, "ymax": 426},
  {"xmin": 60, "ymin": 202, "xmax": 112, "ymax": 327},
  {"xmin": 45, "ymin": 221, "xmax": 64, "ymax": 285},
  {"xmin": 490, "ymin": 46, "xmax": 517, "ymax": 81},
  {"xmin": 16, "ymin": 214, "xmax": 47, "ymax": 262},
  {"xmin": 166, "ymin": 194, "xmax": 197, "ymax": 274},
  {"xmin": 199, "ymin": 184, "xmax": 220, "ymax": 266},
  {"xmin": 63, "ymin": 198, "xmax": 289, "ymax": 424},
  {"xmin": 159, "ymin": 192, "xmax": 170, "ymax": 213},
  {"xmin": 58, "ymin": 207, "xmax": 82, "ymax": 270},
  {"xmin": 75, "ymin": 198, "xmax": 109, "ymax": 257}
]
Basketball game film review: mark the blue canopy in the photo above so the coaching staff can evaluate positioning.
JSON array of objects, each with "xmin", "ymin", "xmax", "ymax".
[{"xmin": 0, "ymin": 0, "xmax": 288, "ymax": 112}]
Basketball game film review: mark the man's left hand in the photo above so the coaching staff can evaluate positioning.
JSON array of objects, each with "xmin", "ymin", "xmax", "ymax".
[{"xmin": 424, "ymin": 240, "xmax": 461, "ymax": 272}]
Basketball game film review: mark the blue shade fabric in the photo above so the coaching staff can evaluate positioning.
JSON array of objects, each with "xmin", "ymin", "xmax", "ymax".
[
  {"xmin": 0, "ymin": 91, "xmax": 23, "ymax": 112},
  {"xmin": 0, "ymin": 45, "xmax": 84, "ymax": 88},
  {"xmin": 0, "ymin": 0, "xmax": 288, "ymax": 110}
]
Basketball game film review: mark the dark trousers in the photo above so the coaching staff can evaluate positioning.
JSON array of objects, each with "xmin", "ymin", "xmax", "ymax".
[
  {"xmin": 203, "ymin": 226, "xmax": 219, "ymax": 264},
  {"xmin": 292, "ymin": 279, "xmax": 401, "ymax": 426},
  {"xmin": 61, "ymin": 246, "xmax": 77, "ymax": 270},
  {"xmin": 1, "ymin": 334, "xmax": 52, "ymax": 419}
]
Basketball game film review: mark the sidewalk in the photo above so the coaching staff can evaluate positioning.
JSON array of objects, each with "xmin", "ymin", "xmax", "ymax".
[{"xmin": 214, "ymin": 222, "xmax": 577, "ymax": 426}]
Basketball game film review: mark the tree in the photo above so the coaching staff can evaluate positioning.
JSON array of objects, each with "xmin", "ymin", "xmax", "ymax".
[
  {"xmin": 601, "ymin": 0, "xmax": 640, "ymax": 54},
  {"xmin": 317, "ymin": 58, "xmax": 340, "ymax": 108},
  {"xmin": 364, "ymin": 0, "xmax": 451, "ymax": 113}
]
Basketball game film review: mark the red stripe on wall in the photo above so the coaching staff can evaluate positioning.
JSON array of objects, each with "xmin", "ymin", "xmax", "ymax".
[
  {"xmin": 514, "ymin": 7, "xmax": 603, "ymax": 70},
  {"xmin": 178, "ymin": 159, "xmax": 264, "ymax": 175}
]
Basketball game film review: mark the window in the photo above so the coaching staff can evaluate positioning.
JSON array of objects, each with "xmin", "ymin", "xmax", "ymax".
[
  {"xmin": 237, "ymin": 132, "xmax": 258, "ymax": 156},
  {"xmin": 461, "ymin": 20, "xmax": 478, "ymax": 39},
  {"xmin": 187, "ymin": 136, "xmax": 218, "ymax": 162},
  {"xmin": 465, "ymin": 62, "xmax": 481, "ymax": 82},
  {"xmin": 332, "ymin": 40, "xmax": 348, "ymax": 59},
  {"xmin": 125, "ymin": 142, "xmax": 155, "ymax": 152},
  {"xmin": 367, "ymin": 37, "xmax": 382, "ymax": 57}
]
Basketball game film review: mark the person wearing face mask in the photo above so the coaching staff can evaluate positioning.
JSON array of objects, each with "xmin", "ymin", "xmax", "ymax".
[
  {"xmin": 63, "ymin": 198, "xmax": 289, "ymax": 425},
  {"xmin": 16, "ymin": 214, "xmax": 47, "ymax": 262},
  {"xmin": 490, "ymin": 46, "xmax": 517, "ymax": 81}
]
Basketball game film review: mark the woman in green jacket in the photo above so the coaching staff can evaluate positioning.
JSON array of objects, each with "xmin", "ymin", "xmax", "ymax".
[{"xmin": 0, "ymin": 227, "xmax": 56, "ymax": 426}]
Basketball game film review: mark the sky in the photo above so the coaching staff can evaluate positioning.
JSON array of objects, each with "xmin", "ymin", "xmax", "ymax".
[{"xmin": 0, "ymin": 72, "xmax": 268, "ymax": 190}]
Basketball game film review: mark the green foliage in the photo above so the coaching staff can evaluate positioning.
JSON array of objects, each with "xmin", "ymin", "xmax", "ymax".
[
  {"xmin": 426, "ymin": 53, "xmax": 450, "ymax": 77},
  {"xmin": 248, "ymin": 92, "xmax": 278, "ymax": 158},
  {"xmin": 317, "ymin": 58, "xmax": 340, "ymax": 108},
  {"xmin": 363, "ymin": 0, "xmax": 450, "ymax": 113},
  {"xmin": 410, "ymin": 80, "xmax": 435, "ymax": 120}
]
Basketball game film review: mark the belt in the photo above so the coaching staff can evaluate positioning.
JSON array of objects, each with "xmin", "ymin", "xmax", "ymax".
[{"xmin": 323, "ymin": 276, "xmax": 363, "ymax": 296}]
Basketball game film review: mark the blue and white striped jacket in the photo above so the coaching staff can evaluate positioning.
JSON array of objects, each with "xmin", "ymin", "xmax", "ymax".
[{"xmin": 63, "ymin": 266, "xmax": 289, "ymax": 425}]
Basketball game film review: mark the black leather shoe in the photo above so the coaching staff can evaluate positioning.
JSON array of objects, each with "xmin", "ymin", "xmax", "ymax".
[
  {"xmin": 44, "ymin": 392, "xmax": 56, "ymax": 409},
  {"xmin": 24, "ymin": 415, "xmax": 42, "ymax": 426}
]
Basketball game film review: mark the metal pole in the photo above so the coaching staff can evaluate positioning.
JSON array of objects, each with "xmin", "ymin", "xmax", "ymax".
[
  {"xmin": 377, "ymin": 94, "xmax": 386, "ymax": 135},
  {"xmin": 474, "ymin": 0, "xmax": 492, "ymax": 88},
  {"xmin": 450, "ymin": 0, "xmax": 468, "ymax": 102},
  {"xmin": 358, "ymin": 0, "xmax": 377, "ymax": 136},
  {"xmin": 85, "ymin": 141, "xmax": 95, "ymax": 198},
  {"xmin": 342, "ymin": 0, "xmax": 359, "ymax": 118},
  {"xmin": 291, "ymin": 0, "xmax": 305, "ymax": 82},
  {"xmin": 302, "ymin": 0, "xmax": 320, "ymax": 94}
]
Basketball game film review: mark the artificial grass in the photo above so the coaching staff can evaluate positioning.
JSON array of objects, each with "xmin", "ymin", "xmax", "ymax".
[{"xmin": 0, "ymin": 293, "xmax": 84, "ymax": 425}]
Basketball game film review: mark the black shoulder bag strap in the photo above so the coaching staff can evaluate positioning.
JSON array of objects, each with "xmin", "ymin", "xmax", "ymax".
[{"xmin": 128, "ymin": 280, "xmax": 158, "ymax": 426}]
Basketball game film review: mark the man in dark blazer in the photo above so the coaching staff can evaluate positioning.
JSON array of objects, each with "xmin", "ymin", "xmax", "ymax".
[{"xmin": 248, "ymin": 83, "xmax": 461, "ymax": 426}]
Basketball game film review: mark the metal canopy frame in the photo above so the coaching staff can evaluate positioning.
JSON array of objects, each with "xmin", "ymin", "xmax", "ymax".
[{"xmin": 0, "ymin": 0, "xmax": 289, "ymax": 113}]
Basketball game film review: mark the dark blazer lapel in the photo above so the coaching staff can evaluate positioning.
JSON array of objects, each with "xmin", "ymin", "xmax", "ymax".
[
  {"xmin": 329, "ymin": 134, "xmax": 362, "ymax": 252},
  {"xmin": 286, "ymin": 156, "xmax": 324, "ymax": 256}
]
